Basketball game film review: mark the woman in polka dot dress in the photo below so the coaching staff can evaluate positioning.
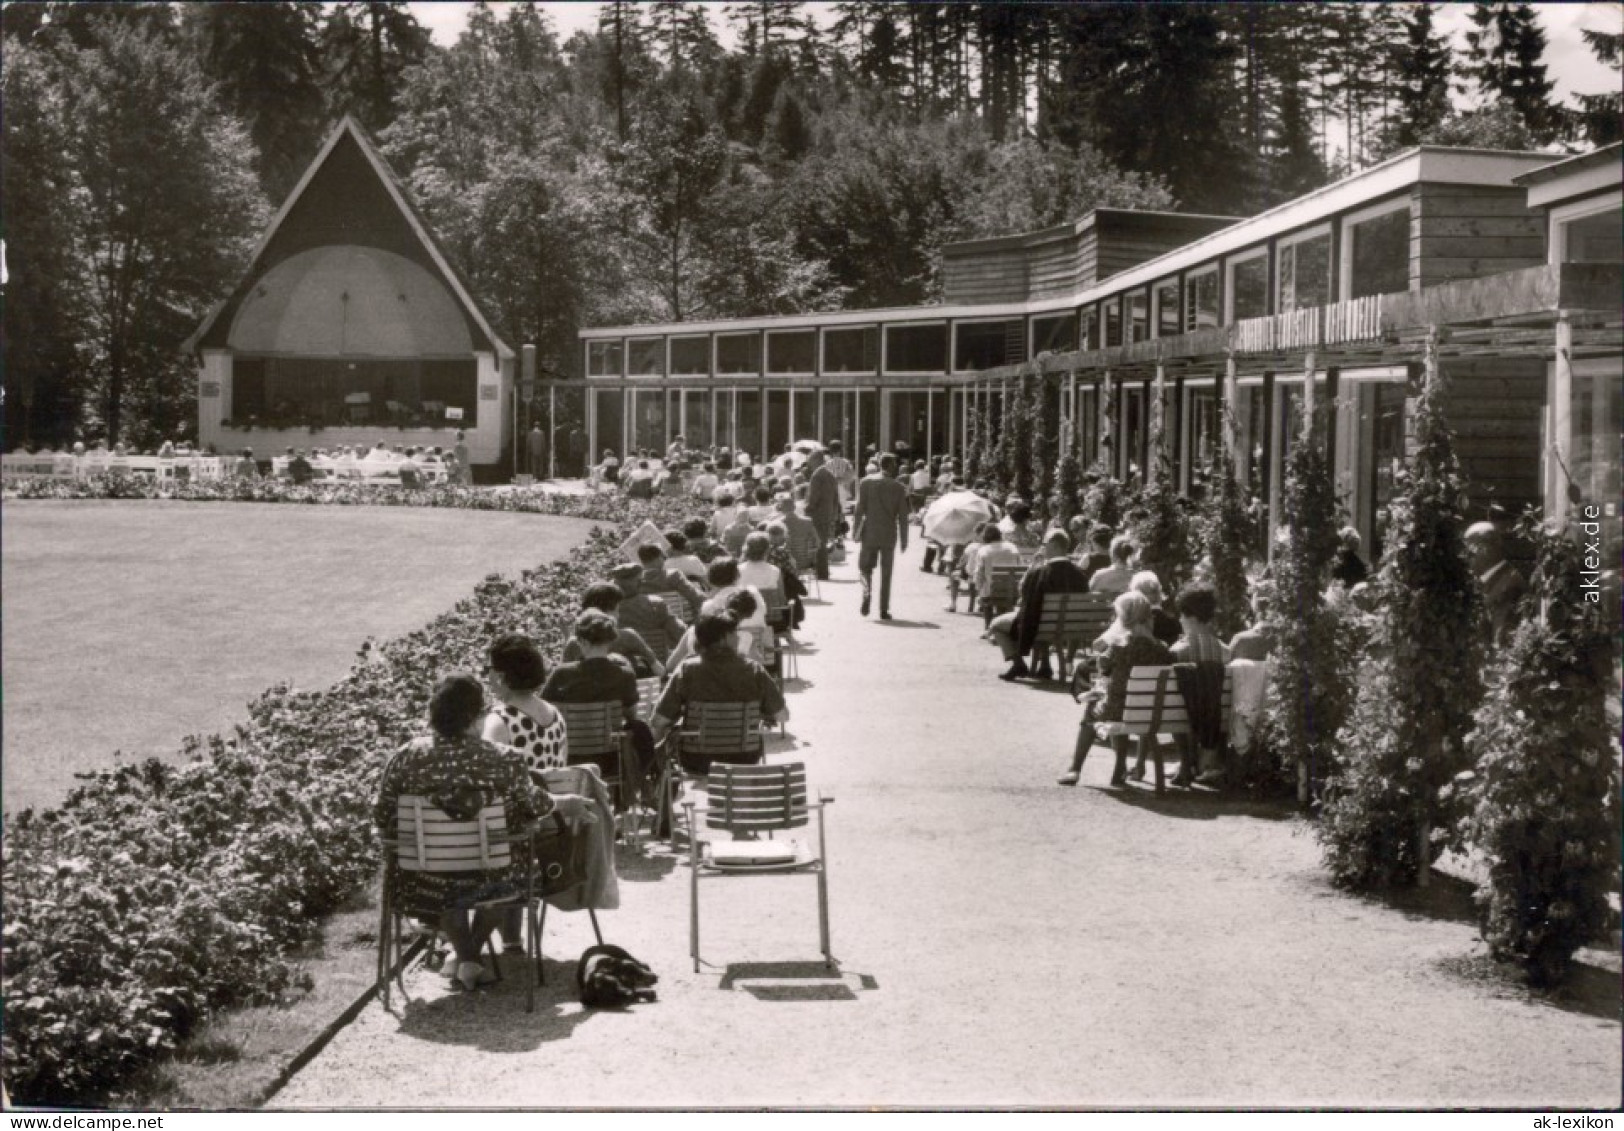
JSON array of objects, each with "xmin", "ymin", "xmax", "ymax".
[
  {"xmin": 481, "ymin": 632, "xmax": 568, "ymax": 773},
  {"xmin": 481, "ymin": 631, "xmax": 573, "ymax": 954}
]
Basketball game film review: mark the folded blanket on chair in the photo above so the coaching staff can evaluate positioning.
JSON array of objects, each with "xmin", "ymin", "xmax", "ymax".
[{"xmin": 538, "ymin": 766, "xmax": 621, "ymax": 911}]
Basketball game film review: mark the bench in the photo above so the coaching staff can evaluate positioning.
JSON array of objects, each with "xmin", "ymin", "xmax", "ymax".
[
  {"xmin": 1097, "ymin": 664, "xmax": 1235, "ymax": 793},
  {"xmin": 1032, "ymin": 591, "xmax": 1116, "ymax": 678}
]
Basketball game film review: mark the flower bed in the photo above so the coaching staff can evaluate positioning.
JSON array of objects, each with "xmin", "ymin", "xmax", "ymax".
[
  {"xmin": 5, "ymin": 474, "xmax": 645, "ymax": 521},
  {"xmin": 0, "ymin": 486, "xmax": 701, "ymax": 1104}
]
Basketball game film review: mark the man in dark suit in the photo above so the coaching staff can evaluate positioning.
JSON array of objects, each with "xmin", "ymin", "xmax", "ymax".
[
  {"xmin": 852, "ymin": 452, "xmax": 910, "ymax": 619},
  {"xmin": 988, "ymin": 529, "xmax": 1090, "ymax": 681},
  {"xmin": 804, "ymin": 449, "xmax": 842, "ymax": 581}
]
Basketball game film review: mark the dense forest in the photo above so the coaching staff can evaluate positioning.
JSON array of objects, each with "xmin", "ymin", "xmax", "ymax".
[{"xmin": 3, "ymin": 1, "xmax": 1619, "ymax": 449}]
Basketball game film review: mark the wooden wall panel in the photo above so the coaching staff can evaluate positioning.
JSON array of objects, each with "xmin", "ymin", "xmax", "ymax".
[
  {"xmin": 1441, "ymin": 357, "xmax": 1545, "ymax": 519},
  {"xmin": 1410, "ymin": 184, "xmax": 1545, "ymax": 290}
]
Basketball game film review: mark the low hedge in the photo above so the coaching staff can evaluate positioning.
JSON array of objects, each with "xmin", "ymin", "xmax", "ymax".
[{"xmin": 1, "ymin": 485, "xmax": 702, "ymax": 1104}]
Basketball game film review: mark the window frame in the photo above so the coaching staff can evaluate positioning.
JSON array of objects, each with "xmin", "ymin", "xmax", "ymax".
[
  {"xmin": 1224, "ymin": 247, "xmax": 1270, "ymax": 324},
  {"xmin": 713, "ymin": 331, "xmax": 763, "ymax": 377},
  {"xmin": 1338, "ymin": 196, "xmax": 1412, "ymax": 300},
  {"xmin": 1151, "ymin": 277, "xmax": 1181, "ymax": 339},
  {"xmin": 1275, "ymin": 222, "xmax": 1334, "ymax": 313},
  {"xmin": 820, "ymin": 324, "xmax": 880, "ymax": 376},
  {"xmin": 585, "ymin": 339, "xmax": 623, "ymax": 379},
  {"xmin": 1183, "ymin": 266, "xmax": 1219, "ymax": 333},
  {"xmin": 951, "ymin": 317, "xmax": 1024, "ymax": 374},
  {"xmin": 764, "ymin": 327, "xmax": 818, "ymax": 377},
  {"xmin": 667, "ymin": 334, "xmax": 711, "ymax": 378},
  {"xmin": 883, "ymin": 320, "xmax": 950, "ymax": 377},
  {"xmin": 625, "ymin": 336, "xmax": 666, "ymax": 379}
]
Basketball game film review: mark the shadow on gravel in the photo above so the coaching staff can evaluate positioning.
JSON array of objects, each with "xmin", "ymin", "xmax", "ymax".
[
  {"xmin": 717, "ymin": 960, "xmax": 880, "ymax": 1002},
  {"xmin": 616, "ymin": 846, "xmax": 680, "ymax": 882},
  {"xmin": 391, "ymin": 964, "xmax": 602, "ymax": 1050},
  {"xmin": 1089, "ymin": 782, "xmax": 1295, "ymax": 823},
  {"xmin": 1436, "ymin": 953, "xmax": 1623, "ymax": 1024},
  {"xmin": 1379, "ymin": 869, "xmax": 1478, "ymax": 928},
  {"xmin": 872, "ymin": 619, "xmax": 939, "ymax": 630}
]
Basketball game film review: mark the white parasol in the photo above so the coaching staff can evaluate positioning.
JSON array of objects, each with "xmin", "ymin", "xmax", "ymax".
[{"xmin": 921, "ymin": 490, "xmax": 996, "ymax": 545}]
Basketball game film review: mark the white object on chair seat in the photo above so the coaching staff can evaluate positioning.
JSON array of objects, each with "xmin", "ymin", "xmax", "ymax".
[{"xmin": 707, "ymin": 839, "xmax": 800, "ymax": 867}]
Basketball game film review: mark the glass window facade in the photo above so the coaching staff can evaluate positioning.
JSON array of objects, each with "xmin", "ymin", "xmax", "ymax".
[
  {"xmin": 1128, "ymin": 291, "xmax": 1149, "ymax": 343},
  {"xmin": 670, "ymin": 335, "xmax": 710, "ymax": 376},
  {"xmin": 1103, "ymin": 299, "xmax": 1122, "ymax": 348},
  {"xmin": 587, "ymin": 340, "xmax": 622, "ymax": 377},
  {"xmin": 594, "ymin": 388, "xmax": 624, "ymax": 458},
  {"xmin": 1154, "ymin": 280, "xmax": 1180, "ymax": 338},
  {"xmin": 716, "ymin": 332, "xmax": 762, "ymax": 375},
  {"xmin": 1230, "ymin": 254, "xmax": 1268, "ymax": 321},
  {"xmin": 1031, "ymin": 312, "xmax": 1078, "ymax": 355},
  {"xmin": 953, "ymin": 319, "xmax": 1022, "ymax": 372},
  {"xmin": 1184, "ymin": 268, "xmax": 1219, "ymax": 331},
  {"xmin": 1080, "ymin": 306, "xmax": 1100, "ymax": 351},
  {"xmin": 627, "ymin": 337, "xmax": 665, "ymax": 377},
  {"xmin": 1562, "ymin": 210, "xmax": 1623, "ymax": 262},
  {"xmin": 886, "ymin": 323, "xmax": 948, "ymax": 373},
  {"xmin": 822, "ymin": 326, "xmax": 878, "ymax": 374},
  {"xmin": 766, "ymin": 329, "xmax": 816, "ymax": 374},
  {"xmin": 1278, "ymin": 231, "xmax": 1332, "ymax": 312},
  {"xmin": 1348, "ymin": 208, "xmax": 1410, "ymax": 298}
]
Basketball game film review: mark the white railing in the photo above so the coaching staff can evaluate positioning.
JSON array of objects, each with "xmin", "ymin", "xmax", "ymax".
[
  {"xmin": 1, "ymin": 453, "xmax": 230, "ymax": 482},
  {"xmin": 1324, "ymin": 294, "xmax": 1383, "ymax": 344}
]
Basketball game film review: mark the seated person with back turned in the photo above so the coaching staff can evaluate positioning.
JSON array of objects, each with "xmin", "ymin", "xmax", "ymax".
[
  {"xmin": 542, "ymin": 610, "xmax": 659, "ymax": 796},
  {"xmin": 562, "ymin": 582, "xmax": 663, "ymax": 679},
  {"xmin": 1056, "ymin": 591, "xmax": 1175, "ymax": 788},
  {"xmin": 637, "ymin": 541, "xmax": 706, "ymax": 621},
  {"xmin": 650, "ymin": 612, "xmax": 789, "ymax": 775},
  {"xmin": 988, "ymin": 529, "xmax": 1090, "ymax": 682},
  {"xmin": 609, "ymin": 563, "xmax": 686, "ymax": 666},
  {"xmin": 375, "ymin": 672, "xmax": 583, "ymax": 992}
]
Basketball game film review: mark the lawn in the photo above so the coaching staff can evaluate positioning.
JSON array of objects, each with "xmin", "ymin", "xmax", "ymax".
[{"xmin": 1, "ymin": 500, "xmax": 600, "ymax": 815}]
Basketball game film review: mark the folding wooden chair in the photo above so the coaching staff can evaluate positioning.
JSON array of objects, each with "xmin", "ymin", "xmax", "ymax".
[
  {"xmin": 554, "ymin": 701, "xmax": 647, "ymax": 838},
  {"xmin": 658, "ymin": 701, "xmax": 767, "ymax": 846},
  {"xmin": 1033, "ymin": 592, "xmax": 1115, "ymax": 679},
  {"xmin": 760, "ymin": 587, "xmax": 797, "ymax": 680},
  {"xmin": 376, "ymin": 796, "xmax": 539, "ymax": 1011},
  {"xmin": 683, "ymin": 762, "xmax": 833, "ymax": 972}
]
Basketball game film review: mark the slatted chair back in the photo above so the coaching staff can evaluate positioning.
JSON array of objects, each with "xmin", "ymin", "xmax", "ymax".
[
  {"xmin": 704, "ymin": 762, "xmax": 809, "ymax": 835},
  {"xmin": 760, "ymin": 587, "xmax": 792, "ymax": 632},
  {"xmin": 657, "ymin": 591, "xmax": 689, "ymax": 622},
  {"xmin": 683, "ymin": 701, "xmax": 764, "ymax": 761},
  {"xmin": 1034, "ymin": 591, "xmax": 1115, "ymax": 652},
  {"xmin": 394, "ymin": 796, "xmax": 511, "ymax": 873},
  {"xmin": 635, "ymin": 677, "xmax": 661, "ymax": 722},
  {"xmin": 985, "ymin": 564, "xmax": 1025, "ymax": 615},
  {"xmin": 555, "ymin": 701, "xmax": 621, "ymax": 763},
  {"xmin": 1112, "ymin": 665, "xmax": 1234, "ymax": 738},
  {"xmin": 638, "ymin": 622, "xmax": 673, "ymax": 663}
]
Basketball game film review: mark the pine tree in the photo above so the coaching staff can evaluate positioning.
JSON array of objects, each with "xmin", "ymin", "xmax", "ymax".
[
  {"xmin": 1321, "ymin": 346, "xmax": 1485, "ymax": 888},
  {"xmin": 1463, "ymin": 2, "xmax": 1558, "ymax": 143},
  {"xmin": 648, "ymin": 0, "xmax": 721, "ymax": 73},
  {"xmin": 1133, "ymin": 378, "xmax": 1195, "ymax": 591},
  {"xmin": 182, "ymin": 2, "xmax": 327, "ymax": 203},
  {"xmin": 1382, "ymin": 3, "xmax": 1454, "ymax": 152},
  {"xmin": 1572, "ymin": 27, "xmax": 1623, "ymax": 145},
  {"xmin": 320, "ymin": 1, "xmax": 431, "ymax": 133}
]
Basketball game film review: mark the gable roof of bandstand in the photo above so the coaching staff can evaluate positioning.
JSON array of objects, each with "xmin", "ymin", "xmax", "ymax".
[{"xmin": 186, "ymin": 116, "xmax": 512, "ymax": 361}]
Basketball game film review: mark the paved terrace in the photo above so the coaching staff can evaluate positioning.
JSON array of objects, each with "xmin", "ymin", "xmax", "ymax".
[{"xmin": 278, "ymin": 541, "xmax": 1622, "ymax": 1109}]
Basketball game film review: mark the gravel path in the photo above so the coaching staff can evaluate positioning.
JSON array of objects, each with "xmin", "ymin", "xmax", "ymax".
[{"xmin": 276, "ymin": 541, "xmax": 1622, "ymax": 1109}]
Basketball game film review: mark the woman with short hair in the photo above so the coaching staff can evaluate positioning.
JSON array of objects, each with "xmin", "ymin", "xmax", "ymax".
[
  {"xmin": 375, "ymin": 672, "xmax": 572, "ymax": 991},
  {"xmin": 1056, "ymin": 591, "xmax": 1173, "ymax": 788}
]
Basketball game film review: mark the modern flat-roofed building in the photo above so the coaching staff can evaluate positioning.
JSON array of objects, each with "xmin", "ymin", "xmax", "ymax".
[
  {"xmin": 580, "ymin": 146, "xmax": 1621, "ymax": 556},
  {"xmin": 188, "ymin": 117, "xmax": 513, "ymax": 472}
]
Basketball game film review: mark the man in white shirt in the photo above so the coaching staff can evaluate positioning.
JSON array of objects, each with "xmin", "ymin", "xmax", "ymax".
[
  {"xmin": 908, "ymin": 459, "xmax": 933, "ymax": 516},
  {"xmin": 690, "ymin": 462, "xmax": 720, "ymax": 500}
]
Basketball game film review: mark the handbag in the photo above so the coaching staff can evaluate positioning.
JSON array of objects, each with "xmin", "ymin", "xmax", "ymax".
[{"xmin": 531, "ymin": 809, "xmax": 588, "ymax": 898}]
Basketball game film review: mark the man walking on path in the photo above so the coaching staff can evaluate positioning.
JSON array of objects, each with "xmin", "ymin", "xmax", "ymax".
[
  {"xmin": 853, "ymin": 453, "xmax": 909, "ymax": 619},
  {"xmin": 805, "ymin": 449, "xmax": 842, "ymax": 582}
]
